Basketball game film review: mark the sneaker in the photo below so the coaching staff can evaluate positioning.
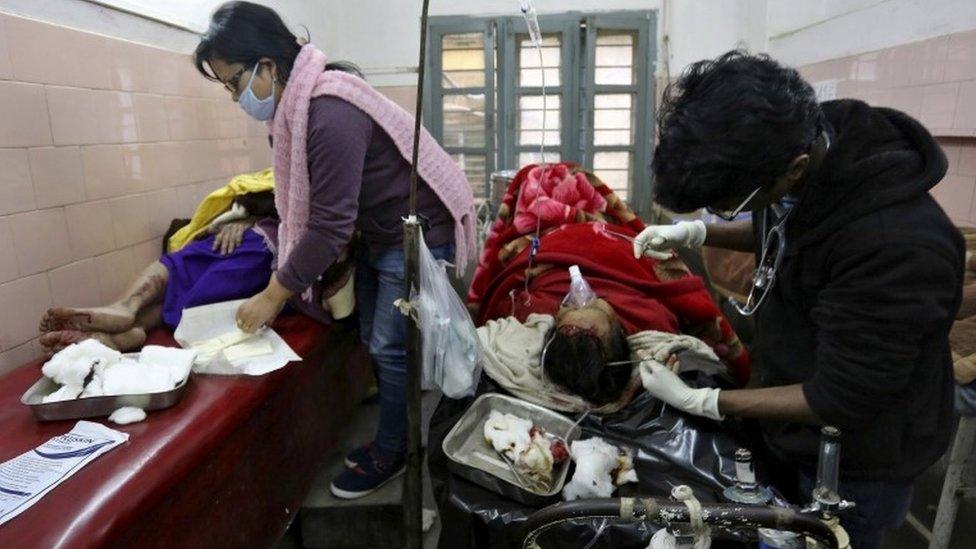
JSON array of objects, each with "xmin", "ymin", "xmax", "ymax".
[
  {"xmin": 330, "ymin": 451, "xmax": 405, "ymax": 500},
  {"xmin": 343, "ymin": 442, "xmax": 374, "ymax": 469}
]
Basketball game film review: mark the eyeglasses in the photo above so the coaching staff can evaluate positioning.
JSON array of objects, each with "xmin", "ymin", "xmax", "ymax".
[
  {"xmin": 730, "ymin": 205, "xmax": 791, "ymax": 316},
  {"xmin": 706, "ymin": 186, "xmax": 763, "ymax": 222},
  {"xmin": 222, "ymin": 64, "xmax": 252, "ymax": 94}
]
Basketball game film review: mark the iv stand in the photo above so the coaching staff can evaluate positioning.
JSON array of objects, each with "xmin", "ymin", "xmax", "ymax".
[{"xmin": 403, "ymin": 0, "xmax": 431, "ymax": 547}]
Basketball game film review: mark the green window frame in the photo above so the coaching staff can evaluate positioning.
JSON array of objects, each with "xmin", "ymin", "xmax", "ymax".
[{"xmin": 426, "ymin": 11, "xmax": 657, "ymax": 214}]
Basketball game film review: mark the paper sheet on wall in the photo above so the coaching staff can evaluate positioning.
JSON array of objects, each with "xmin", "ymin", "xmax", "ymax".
[
  {"xmin": 174, "ymin": 299, "xmax": 300, "ymax": 376},
  {"xmin": 0, "ymin": 421, "xmax": 128, "ymax": 526}
]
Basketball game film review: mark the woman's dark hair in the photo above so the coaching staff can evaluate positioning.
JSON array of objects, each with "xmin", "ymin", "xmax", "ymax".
[
  {"xmin": 542, "ymin": 324, "xmax": 631, "ymax": 406},
  {"xmin": 194, "ymin": 1, "xmax": 362, "ymax": 83},
  {"xmin": 652, "ymin": 50, "xmax": 824, "ymax": 212}
]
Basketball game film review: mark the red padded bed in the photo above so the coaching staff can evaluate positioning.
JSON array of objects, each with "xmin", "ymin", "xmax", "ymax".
[{"xmin": 0, "ymin": 314, "xmax": 371, "ymax": 548}]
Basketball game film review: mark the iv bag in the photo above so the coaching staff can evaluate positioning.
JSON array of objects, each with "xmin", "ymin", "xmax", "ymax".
[{"xmin": 410, "ymin": 233, "xmax": 483, "ymax": 398}]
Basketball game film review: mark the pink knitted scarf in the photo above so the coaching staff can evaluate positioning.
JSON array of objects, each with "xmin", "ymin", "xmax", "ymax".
[{"xmin": 270, "ymin": 44, "xmax": 477, "ymax": 286}]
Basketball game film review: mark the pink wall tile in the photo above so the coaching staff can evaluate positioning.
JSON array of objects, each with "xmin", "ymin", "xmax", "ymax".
[
  {"xmin": 919, "ymin": 82, "xmax": 960, "ymax": 130},
  {"xmin": 143, "ymin": 48, "xmax": 186, "ymax": 97},
  {"xmin": 931, "ymin": 174, "xmax": 976, "ymax": 220},
  {"xmin": 81, "ymin": 145, "xmax": 127, "ymax": 199},
  {"xmin": 146, "ymin": 188, "xmax": 184, "ymax": 238},
  {"xmin": 108, "ymin": 193, "xmax": 152, "ymax": 247},
  {"xmin": 946, "ymin": 30, "xmax": 976, "ymax": 83},
  {"xmin": 0, "ymin": 339, "xmax": 40, "ymax": 376},
  {"xmin": 45, "ymin": 86, "xmax": 100, "ymax": 146},
  {"xmin": 164, "ymin": 96, "xmax": 199, "ymax": 141},
  {"xmin": 120, "ymin": 144, "xmax": 153, "ymax": 192},
  {"xmin": 378, "ymin": 86, "xmax": 419, "ymax": 114},
  {"xmin": 108, "ymin": 39, "xmax": 148, "ymax": 92},
  {"xmin": 141, "ymin": 142, "xmax": 187, "ymax": 189},
  {"xmin": 0, "ymin": 15, "xmax": 13, "ymax": 79},
  {"xmin": 0, "ymin": 217, "xmax": 19, "ymax": 284},
  {"xmin": 915, "ymin": 36, "xmax": 949, "ymax": 86},
  {"xmin": 888, "ymin": 86, "xmax": 924, "ymax": 118},
  {"xmin": 5, "ymin": 16, "xmax": 112, "ymax": 89},
  {"xmin": 193, "ymin": 99, "xmax": 220, "ymax": 140},
  {"xmin": 0, "ymin": 82, "xmax": 53, "ymax": 147},
  {"xmin": 64, "ymin": 200, "xmax": 116, "ymax": 260},
  {"xmin": 0, "ymin": 274, "xmax": 51, "ymax": 351},
  {"xmin": 214, "ymin": 102, "xmax": 248, "ymax": 139},
  {"xmin": 47, "ymin": 259, "xmax": 101, "ymax": 309},
  {"xmin": 94, "ymin": 248, "xmax": 137, "ymax": 303},
  {"xmin": 942, "ymin": 143, "xmax": 962, "ymax": 174},
  {"xmin": 954, "ymin": 81, "xmax": 976, "ymax": 131},
  {"xmin": 92, "ymin": 90, "xmax": 139, "ymax": 144},
  {"xmin": 129, "ymin": 240, "xmax": 160, "ymax": 269},
  {"xmin": 8, "ymin": 208, "xmax": 73, "ymax": 275},
  {"xmin": 958, "ymin": 144, "xmax": 976, "ymax": 177},
  {"xmin": 28, "ymin": 146, "xmax": 86, "ymax": 209},
  {"xmin": 132, "ymin": 93, "xmax": 170, "ymax": 142},
  {"xmin": 0, "ymin": 148, "xmax": 36, "ymax": 215}
]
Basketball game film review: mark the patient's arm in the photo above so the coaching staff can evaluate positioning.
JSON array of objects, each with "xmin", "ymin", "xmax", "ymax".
[
  {"xmin": 703, "ymin": 220, "xmax": 755, "ymax": 253},
  {"xmin": 718, "ymin": 384, "xmax": 823, "ymax": 424}
]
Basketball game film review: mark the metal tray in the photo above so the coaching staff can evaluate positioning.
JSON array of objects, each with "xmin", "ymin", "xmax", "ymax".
[
  {"xmin": 21, "ymin": 353, "xmax": 191, "ymax": 422},
  {"xmin": 442, "ymin": 393, "xmax": 581, "ymax": 505}
]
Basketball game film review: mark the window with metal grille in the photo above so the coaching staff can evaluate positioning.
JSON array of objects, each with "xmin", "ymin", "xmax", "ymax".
[{"xmin": 427, "ymin": 12, "xmax": 656, "ymax": 212}]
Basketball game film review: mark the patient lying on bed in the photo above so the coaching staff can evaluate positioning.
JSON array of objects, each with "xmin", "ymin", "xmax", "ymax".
[
  {"xmin": 468, "ymin": 163, "xmax": 749, "ymax": 410},
  {"xmin": 38, "ymin": 170, "xmax": 354, "ymax": 355},
  {"xmin": 38, "ymin": 194, "xmax": 277, "ymax": 355}
]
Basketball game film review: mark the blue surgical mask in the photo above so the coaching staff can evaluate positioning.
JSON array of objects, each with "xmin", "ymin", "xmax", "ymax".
[{"xmin": 238, "ymin": 61, "xmax": 276, "ymax": 121}]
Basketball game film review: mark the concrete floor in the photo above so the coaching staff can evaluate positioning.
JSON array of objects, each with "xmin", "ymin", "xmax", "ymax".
[{"xmin": 276, "ymin": 391, "xmax": 443, "ymax": 549}]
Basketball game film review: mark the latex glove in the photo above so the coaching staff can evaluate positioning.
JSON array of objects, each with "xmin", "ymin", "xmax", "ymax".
[
  {"xmin": 632, "ymin": 220, "xmax": 707, "ymax": 260},
  {"xmin": 639, "ymin": 361, "xmax": 723, "ymax": 420}
]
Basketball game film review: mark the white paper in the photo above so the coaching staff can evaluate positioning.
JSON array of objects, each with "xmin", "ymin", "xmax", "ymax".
[
  {"xmin": 174, "ymin": 300, "xmax": 300, "ymax": 376},
  {"xmin": 0, "ymin": 421, "xmax": 128, "ymax": 526}
]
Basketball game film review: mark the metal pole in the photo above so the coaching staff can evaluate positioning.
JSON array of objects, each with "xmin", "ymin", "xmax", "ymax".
[
  {"xmin": 930, "ymin": 416, "xmax": 976, "ymax": 549},
  {"xmin": 403, "ymin": 217, "xmax": 423, "ymax": 549},
  {"xmin": 404, "ymin": 0, "xmax": 431, "ymax": 548}
]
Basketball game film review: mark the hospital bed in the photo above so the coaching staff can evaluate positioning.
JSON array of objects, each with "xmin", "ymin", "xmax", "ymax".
[{"xmin": 0, "ymin": 314, "xmax": 371, "ymax": 548}]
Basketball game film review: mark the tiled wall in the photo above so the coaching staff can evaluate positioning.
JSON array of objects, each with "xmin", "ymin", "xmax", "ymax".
[
  {"xmin": 0, "ymin": 14, "xmax": 271, "ymax": 374},
  {"xmin": 797, "ymin": 29, "xmax": 976, "ymax": 227}
]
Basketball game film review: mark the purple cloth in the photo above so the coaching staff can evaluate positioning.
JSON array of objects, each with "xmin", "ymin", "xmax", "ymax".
[
  {"xmin": 159, "ymin": 229, "xmax": 273, "ymax": 328},
  {"xmin": 276, "ymin": 95, "xmax": 454, "ymax": 295}
]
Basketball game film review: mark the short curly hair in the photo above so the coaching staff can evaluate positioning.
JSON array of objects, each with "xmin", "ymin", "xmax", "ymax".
[{"xmin": 652, "ymin": 50, "xmax": 823, "ymax": 212}]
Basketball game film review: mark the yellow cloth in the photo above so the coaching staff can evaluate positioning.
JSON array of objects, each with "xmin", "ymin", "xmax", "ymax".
[{"xmin": 167, "ymin": 168, "xmax": 275, "ymax": 253}]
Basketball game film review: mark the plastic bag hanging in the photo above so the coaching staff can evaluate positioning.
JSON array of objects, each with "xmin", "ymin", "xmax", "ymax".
[{"xmin": 409, "ymin": 232, "xmax": 483, "ymax": 398}]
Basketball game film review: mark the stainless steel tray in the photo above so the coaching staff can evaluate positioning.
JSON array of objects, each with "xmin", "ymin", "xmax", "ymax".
[
  {"xmin": 21, "ymin": 353, "xmax": 191, "ymax": 422},
  {"xmin": 442, "ymin": 393, "xmax": 581, "ymax": 504}
]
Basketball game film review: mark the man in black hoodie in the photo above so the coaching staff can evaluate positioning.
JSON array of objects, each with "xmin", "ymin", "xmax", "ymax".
[{"xmin": 633, "ymin": 51, "xmax": 965, "ymax": 548}]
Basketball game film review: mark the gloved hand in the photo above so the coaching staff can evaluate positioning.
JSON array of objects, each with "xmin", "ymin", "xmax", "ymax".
[
  {"xmin": 639, "ymin": 361, "xmax": 723, "ymax": 420},
  {"xmin": 632, "ymin": 220, "xmax": 707, "ymax": 260}
]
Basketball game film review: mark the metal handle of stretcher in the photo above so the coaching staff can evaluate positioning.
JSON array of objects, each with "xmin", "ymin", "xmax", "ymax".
[{"xmin": 520, "ymin": 497, "xmax": 840, "ymax": 549}]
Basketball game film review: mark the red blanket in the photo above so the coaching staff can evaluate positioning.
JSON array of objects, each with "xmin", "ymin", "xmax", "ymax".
[{"xmin": 469, "ymin": 163, "xmax": 750, "ymax": 384}]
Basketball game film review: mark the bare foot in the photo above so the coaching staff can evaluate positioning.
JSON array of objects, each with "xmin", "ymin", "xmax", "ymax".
[
  {"xmin": 39, "ymin": 306, "xmax": 136, "ymax": 334},
  {"xmin": 40, "ymin": 327, "xmax": 147, "ymax": 356}
]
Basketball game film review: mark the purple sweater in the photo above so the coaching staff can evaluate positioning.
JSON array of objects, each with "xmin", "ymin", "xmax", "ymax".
[{"xmin": 276, "ymin": 96, "xmax": 454, "ymax": 294}]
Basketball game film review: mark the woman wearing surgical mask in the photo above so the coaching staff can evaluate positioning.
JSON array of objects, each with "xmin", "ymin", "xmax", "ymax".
[{"xmin": 194, "ymin": 1, "xmax": 476, "ymax": 499}]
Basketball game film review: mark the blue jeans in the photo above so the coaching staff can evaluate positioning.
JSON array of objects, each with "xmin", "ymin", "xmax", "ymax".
[
  {"xmin": 355, "ymin": 243, "xmax": 454, "ymax": 459},
  {"xmin": 798, "ymin": 471, "xmax": 914, "ymax": 549}
]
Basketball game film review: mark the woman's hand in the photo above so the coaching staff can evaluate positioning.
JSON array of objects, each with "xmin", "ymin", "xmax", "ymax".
[
  {"xmin": 235, "ymin": 275, "xmax": 293, "ymax": 332},
  {"xmin": 212, "ymin": 220, "xmax": 253, "ymax": 256}
]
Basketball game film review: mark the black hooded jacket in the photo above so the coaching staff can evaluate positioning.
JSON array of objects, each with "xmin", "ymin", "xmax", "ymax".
[{"xmin": 755, "ymin": 99, "xmax": 965, "ymax": 482}]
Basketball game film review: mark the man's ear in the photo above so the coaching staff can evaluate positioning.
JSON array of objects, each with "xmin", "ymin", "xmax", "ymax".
[{"xmin": 785, "ymin": 154, "xmax": 810, "ymax": 182}]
